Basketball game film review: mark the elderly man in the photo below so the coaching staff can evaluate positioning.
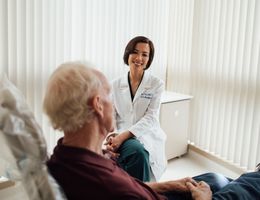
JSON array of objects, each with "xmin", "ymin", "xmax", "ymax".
[{"xmin": 44, "ymin": 61, "xmax": 260, "ymax": 200}]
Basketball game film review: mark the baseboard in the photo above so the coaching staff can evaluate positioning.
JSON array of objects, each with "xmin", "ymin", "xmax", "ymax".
[
  {"xmin": 188, "ymin": 144, "xmax": 246, "ymax": 176},
  {"xmin": 0, "ymin": 176, "xmax": 15, "ymax": 190}
]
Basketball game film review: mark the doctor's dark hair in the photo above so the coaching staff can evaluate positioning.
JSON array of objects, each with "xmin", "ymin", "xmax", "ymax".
[{"xmin": 123, "ymin": 36, "xmax": 154, "ymax": 70}]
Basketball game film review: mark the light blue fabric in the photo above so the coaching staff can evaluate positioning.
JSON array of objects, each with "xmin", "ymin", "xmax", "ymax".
[
  {"xmin": 213, "ymin": 172, "xmax": 260, "ymax": 200},
  {"xmin": 164, "ymin": 172, "xmax": 260, "ymax": 200}
]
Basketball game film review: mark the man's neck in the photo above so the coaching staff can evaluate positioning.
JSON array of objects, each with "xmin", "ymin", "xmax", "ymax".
[{"xmin": 62, "ymin": 121, "xmax": 105, "ymax": 155}]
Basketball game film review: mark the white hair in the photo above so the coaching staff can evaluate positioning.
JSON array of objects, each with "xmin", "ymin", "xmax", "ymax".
[{"xmin": 43, "ymin": 61, "xmax": 102, "ymax": 132}]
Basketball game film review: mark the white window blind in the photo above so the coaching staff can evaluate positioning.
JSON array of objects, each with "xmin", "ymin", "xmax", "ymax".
[{"xmin": 167, "ymin": 0, "xmax": 260, "ymax": 171}]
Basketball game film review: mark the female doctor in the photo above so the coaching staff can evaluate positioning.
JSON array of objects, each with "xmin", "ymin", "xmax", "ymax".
[{"xmin": 107, "ymin": 36, "xmax": 167, "ymax": 182}]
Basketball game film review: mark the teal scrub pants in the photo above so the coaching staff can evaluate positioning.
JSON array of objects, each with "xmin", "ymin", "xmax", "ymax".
[{"xmin": 117, "ymin": 138, "xmax": 151, "ymax": 182}]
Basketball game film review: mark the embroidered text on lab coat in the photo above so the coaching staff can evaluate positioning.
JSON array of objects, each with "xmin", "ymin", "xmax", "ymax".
[{"xmin": 140, "ymin": 92, "xmax": 153, "ymax": 99}]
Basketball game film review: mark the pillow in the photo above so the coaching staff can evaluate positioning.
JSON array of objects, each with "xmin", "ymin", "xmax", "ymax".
[{"xmin": 0, "ymin": 74, "xmax": 66, "ymax": 200}]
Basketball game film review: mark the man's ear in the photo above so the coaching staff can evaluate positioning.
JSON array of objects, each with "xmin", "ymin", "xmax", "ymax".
[{"xmin": 91, "ymin": 95, "xmax": 104, "ymax": 118}]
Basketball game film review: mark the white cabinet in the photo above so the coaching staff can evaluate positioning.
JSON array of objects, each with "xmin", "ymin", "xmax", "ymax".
[{"xmin": 160, "ymin": 91, "xmax": 192, "ymax": 160}]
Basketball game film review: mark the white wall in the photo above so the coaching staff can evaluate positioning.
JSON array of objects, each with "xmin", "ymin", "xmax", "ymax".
[{"xmin": 167, "ymin": 0, "xmax": 260, "ymax": 170}]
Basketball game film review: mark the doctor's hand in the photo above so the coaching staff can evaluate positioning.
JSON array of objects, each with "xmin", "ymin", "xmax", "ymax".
[
  {"xmin": 102, "ymin": 147, "xmax": 120, "ymax": 160},
  {"xmin": 105, "ymin": 131, "xmax": 133, "ymax": 152},
  {"xmin": 104, "ymin": 132, "xmax": 121, "ymax": 152},
  {"xmin": 107, "ymin": 134, "xmax": 124, "ymax": 151}
]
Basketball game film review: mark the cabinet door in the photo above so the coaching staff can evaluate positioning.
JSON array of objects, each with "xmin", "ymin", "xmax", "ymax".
[{"xmin": 160, "ymin": 100, "xmax": 190, "ymax": 160}]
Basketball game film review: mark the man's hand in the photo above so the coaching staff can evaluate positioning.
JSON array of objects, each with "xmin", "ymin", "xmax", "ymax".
[{"xmin": 186, "ymin": 181, "xmax": 212, "ymax": 200}]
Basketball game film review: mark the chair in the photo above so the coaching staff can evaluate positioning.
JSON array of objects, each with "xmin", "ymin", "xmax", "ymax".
[{"xmin": 0, "ymin": 75, "xmax": 66, "ymax": 200}]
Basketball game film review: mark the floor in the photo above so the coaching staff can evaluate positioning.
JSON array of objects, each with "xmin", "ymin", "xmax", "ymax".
[{"xmin": 159, "ymin": 149, "xmax": 242, "ymax": 182}]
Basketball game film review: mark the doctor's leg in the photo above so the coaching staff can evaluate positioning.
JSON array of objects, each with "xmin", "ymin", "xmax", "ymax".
[{"xmin": 117, "ymin": 138, "xmax": 151, "ymax": 182}]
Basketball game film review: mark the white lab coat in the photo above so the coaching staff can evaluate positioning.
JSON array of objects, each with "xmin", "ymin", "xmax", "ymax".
[{"xmin": 112, "ymin": 72, "xmax": 167, "ymax": 181}]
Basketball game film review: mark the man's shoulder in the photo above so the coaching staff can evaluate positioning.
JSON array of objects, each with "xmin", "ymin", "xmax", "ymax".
[{"xmin": 47, "ymin": 144, "xmax": 117, "ymax": 174}]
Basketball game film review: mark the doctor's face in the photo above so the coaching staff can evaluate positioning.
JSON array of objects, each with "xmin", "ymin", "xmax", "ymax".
[{"xmin": 128, "ymin": 42, "xmax": 150, "ymax": 72}]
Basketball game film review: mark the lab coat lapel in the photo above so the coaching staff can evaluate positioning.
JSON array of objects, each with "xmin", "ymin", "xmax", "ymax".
[
  {"xmin": 133, "ymin": 72, "xmax": 151, "ymax": 103},
  {"xmin": 119, "ymin": 73, "xmax": 132, "ymax": 104}
]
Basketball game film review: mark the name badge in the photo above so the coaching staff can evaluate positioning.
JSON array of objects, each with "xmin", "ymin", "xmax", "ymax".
[{"xmin": 140, "ymin": 92, "xmax": 153, "ymax": 99}]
